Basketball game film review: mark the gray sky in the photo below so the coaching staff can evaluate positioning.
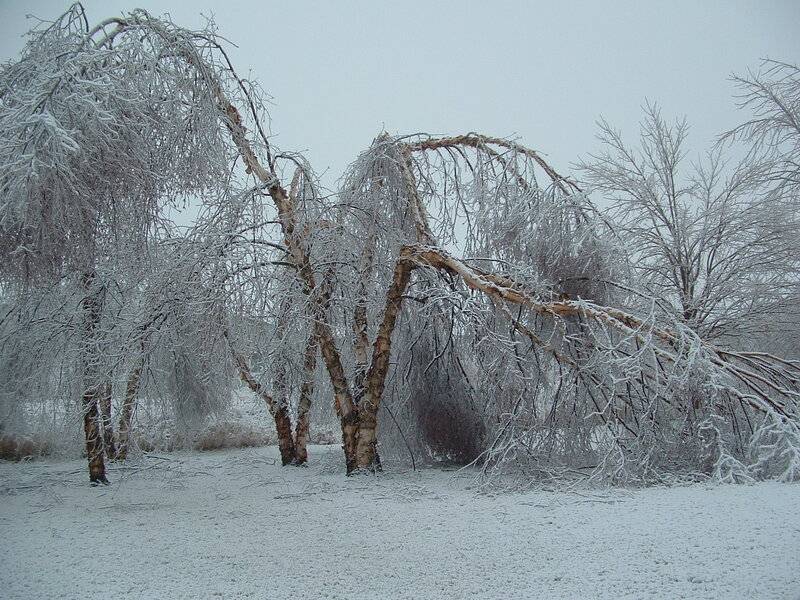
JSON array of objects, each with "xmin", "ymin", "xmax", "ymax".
[{"xmin": 2, "ymin": 1, "xmax": 799, "ymax": 189}]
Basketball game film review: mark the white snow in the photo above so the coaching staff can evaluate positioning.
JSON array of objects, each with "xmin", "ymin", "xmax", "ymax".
[{"xmin": 1, "ymin": 445, "xmax": 798, "ymax": 599}]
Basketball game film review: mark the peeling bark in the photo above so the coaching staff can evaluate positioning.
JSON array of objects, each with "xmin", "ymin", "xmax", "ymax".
[
  {"xmin": 228, "ymin": 340, "xmax": 297, "ymax": 464},
  {"xmin": 354, "ymin": 251, "xmax": 416, "ymax": 471},
  {"xmin": 352, "ymin": 232, "xmax": 375, "ymax": 397},
  {"xmin": 214, "ymin": 85, "xmax": 368, "ymax": 471},
  {"xmin": 313, "ymin": 267, "xmax": 359, "ymax": 472},
  {"xmin": 82, "ymin": 386, "xmax": 107, "ymax": 484},
  {"xmin": 273, "ymin": 405, "xmax": 296, "ymax": 466},
  {"xmin": 271, "ymin": 302, "xmax": 297, "ymax": 465}
]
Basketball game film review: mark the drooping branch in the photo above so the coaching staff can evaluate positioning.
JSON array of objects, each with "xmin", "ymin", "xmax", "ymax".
[
  {"xmin": 406, "ymin": 134, "xmax": 582, "ymax": 195},
  {"xmin": 405, "ymin": 244, "xmax": 799, "ymax": 422}
]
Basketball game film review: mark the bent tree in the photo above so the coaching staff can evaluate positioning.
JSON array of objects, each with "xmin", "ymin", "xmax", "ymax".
[
  {"xmin": 326, "ymin": 133, "xmax": 800, "ymax": 481},
  {"xmin": 1, "ymin": 6, "xmax": 798, "ymax": 483}
]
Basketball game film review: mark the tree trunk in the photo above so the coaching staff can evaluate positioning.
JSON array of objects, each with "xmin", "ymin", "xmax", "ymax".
[
  {"xmin": 116, "ymin": 353, "xmax": 144, "ymax": 461},
  {"xmin": 99, "ymin": 381, "xmax": 117, "ymax": 460},
  {"xmin": 312, "ymin": 268, "xmax": 359, "ymax": 472},
  {"xmin": 354, "ymin": 252, "xmax": 416, "ymax": 472},
  {"xmin": 315, "ymin": 310, "xmax": 358, "ymax": 472},
  {"xmin": 352, "ymin": 230, "xmax": 376, "ymax": 396},
  {"xmin": 232, "ymin": 348, "xmax": 293, "ymax": 461},
  {"xmin": 82, "ymin": 385, "xmax": 107, "ymax": 484},
  {"xmin": 80, "ymin": 272, "xmax": 108, "ymax": 485},
  {"xmin": 293, "ymin": 330, "xmax": 318, "ymax": 465},
  {"xmin": 271, "ymin": 301, "xmax": 298, "ymax": 465},
  {"xmin": 273, "ymin": 405, "xmax": 296, "ymax": 466},
  {"xmin": 228, "ymin": 337, "xmax": 298, "ymax": 465}
]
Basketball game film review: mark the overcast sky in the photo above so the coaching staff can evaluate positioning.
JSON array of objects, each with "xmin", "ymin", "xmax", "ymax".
[{"xmin": 2, "ymin": 1, "xmax": 798, "ymax": 189}]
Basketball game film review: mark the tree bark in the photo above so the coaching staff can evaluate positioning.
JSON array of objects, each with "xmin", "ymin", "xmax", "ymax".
[
  {"xmin": 217, "ymin": 88, "xmax": 363, "ymax": 472},
  {"xmin": 215, "ymin": 89, "xmax": 359, "ymax": 453},
  {"xmin": 270, "ymin": 302, "xmax": 298, "ymax": 465},
  {"xmin": 228, "ymin": 337, "xmax": 298, "ymax": 465},
  {"xmin": 354, "ymin": 252, "xmax": 416, "ymax": 471},
  {"xmin": 273, "ymin": 405, "xmax": 296, "ymax": 466},
  {"xmin": 293, "ymin": 330, "xmax": 318, "ymax": 465},
  {"xmin": 116, "ymin": 353, "xmax": 144, "ymax": 461},
  {"xmin": 352, "ymin": 230, "xmax": 376, "ymax": 396},
  {"xmin": 312, "ymin": 267, "xmax": 359, "ymax": 472},
  {"xmin": 80, "ymin": 272, "xmax": 108, "ymax": 484},
  {"xmin": 99, "ymin": 381, "xmax": 117, "ymax": 460},
  {"xmin": 82, "ymin": 385, "xmax": 107, "ymax": 484}
]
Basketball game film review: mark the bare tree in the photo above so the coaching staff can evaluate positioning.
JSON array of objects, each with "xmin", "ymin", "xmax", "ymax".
[
  {"xmin": 722, "ymin": 60, "xmax": 800, "ymax": 201},
  {"xmin": 576, "ymin": 103, "xmax": 799, "ymax": 345}
]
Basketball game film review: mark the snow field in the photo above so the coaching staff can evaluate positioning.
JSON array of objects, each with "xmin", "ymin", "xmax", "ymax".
[{"xmin": 1, "ymin": 445, "xmax": 798, "ymax": 599}]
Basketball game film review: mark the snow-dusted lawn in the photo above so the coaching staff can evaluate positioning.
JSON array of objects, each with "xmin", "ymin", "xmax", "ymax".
[{"xmin": 1, "ymin": 446, "xmax": 798, "ymax": 600}]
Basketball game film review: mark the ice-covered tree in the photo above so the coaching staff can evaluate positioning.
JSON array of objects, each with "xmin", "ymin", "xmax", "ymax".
[
  {"xmin": 1, "ymin": 5, "xmax": 798, "ymax": 486},
  {"xmin": 0, "ymin": 4, "xmax": 253, "ymax": 482},
  {"xmin": 723, "ymin": 60, "xmax": 800, "ymax": 202},
  {"xmin": 577, "ymin": 103, "xmax": 799, "ymax": 345}
]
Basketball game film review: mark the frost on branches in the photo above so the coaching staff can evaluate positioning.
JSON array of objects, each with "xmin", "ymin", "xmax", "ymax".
[{"xmin": 0, "ymin": 5, "xmax": 798, "ymax": 486}]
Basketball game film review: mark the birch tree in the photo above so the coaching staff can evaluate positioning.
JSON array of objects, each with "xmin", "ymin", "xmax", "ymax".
[
  {"xmin": 322, "ymin": 131, "xmax": 800, "ymax": 482},
  {"xmin": 1, "ymin": 5, "xmax": 798, "ymax": 485}
]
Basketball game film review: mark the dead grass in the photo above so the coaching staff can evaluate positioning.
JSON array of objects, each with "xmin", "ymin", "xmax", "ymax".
[
  {"xmin": 0, "ymin": 421, "xmax": 340, "ymax": 461},
  {"xmin": 134, "ymin": 420, "xmax": 281, "ymax": 453},
  {"xmin": 0, "ymin": 433, "xmax": 53, "ymax": 461},
  {"xmin": 193, "ymin": 421, "xmax": 274, "ymax": 451},
  {"xmin": 309, "ymin": 429, "xmax": 338, "ymax": 445}
]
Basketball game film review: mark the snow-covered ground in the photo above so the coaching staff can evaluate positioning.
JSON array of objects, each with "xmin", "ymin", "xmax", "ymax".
[{"xmin": 1, "ymin": 445, "xmax": 798, "ymax": 600}]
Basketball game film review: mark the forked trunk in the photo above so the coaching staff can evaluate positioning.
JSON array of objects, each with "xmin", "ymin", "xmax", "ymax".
[
  {"xmin": 218, "ymin": 91, "xmax": 360, "ymax": 472},
  {"xmin": 354, "ymin": 252, "xmax": 415, "ymax": 472}
]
